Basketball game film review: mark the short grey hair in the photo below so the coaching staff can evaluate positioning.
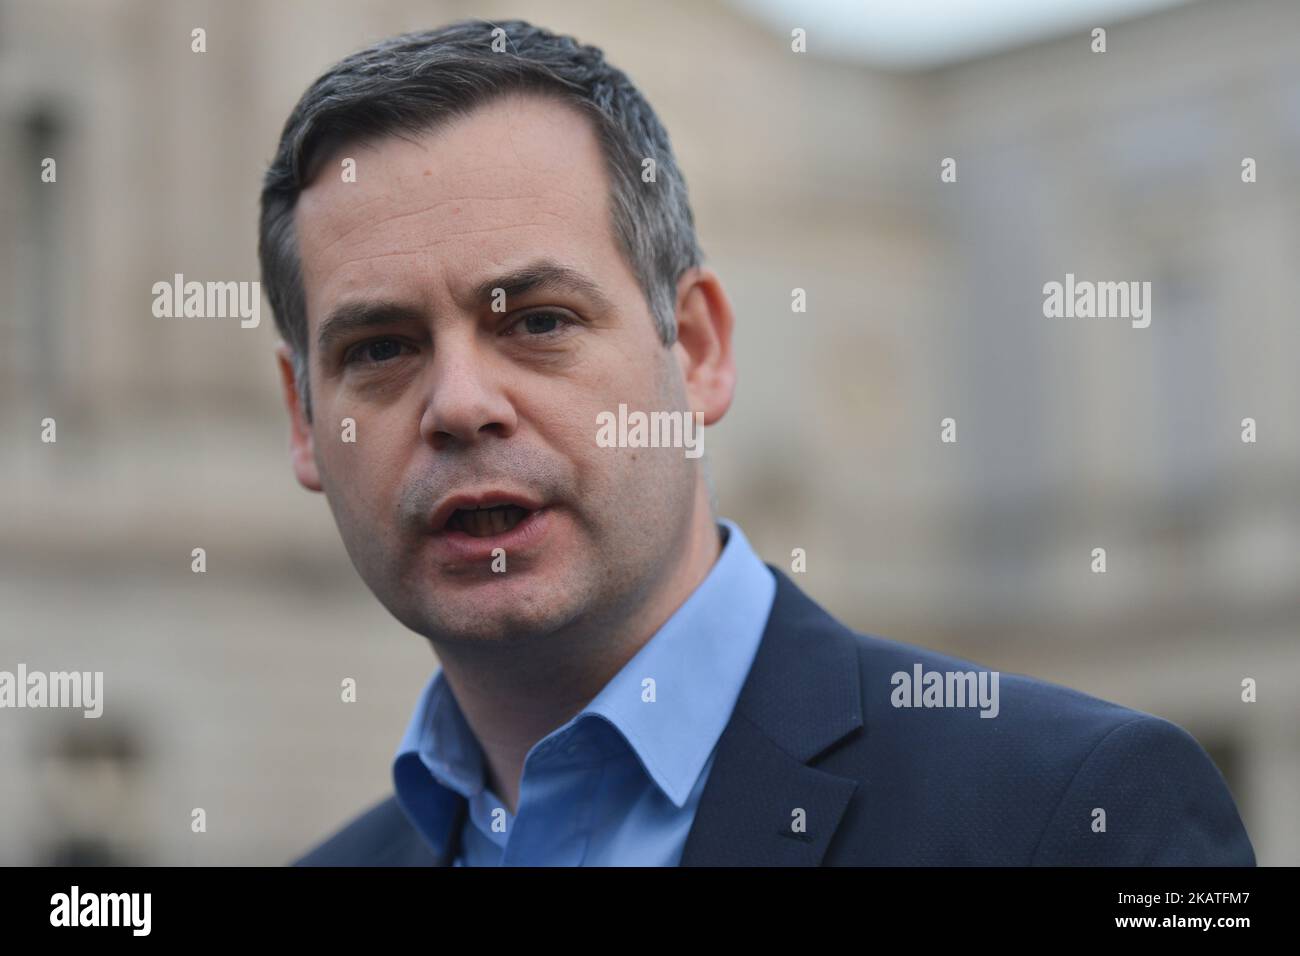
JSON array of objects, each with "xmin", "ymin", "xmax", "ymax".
[{"xmin": 258, "ymin": 18, "xmax": 704, "ymax": 420}]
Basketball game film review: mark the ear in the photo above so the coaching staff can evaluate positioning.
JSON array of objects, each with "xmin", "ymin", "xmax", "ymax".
[
  {"xmin": 275, "ymin": 341, "xmax": 323, "ymax": 492},
  {"xmin": 671, "ymin": 266, "xmax": 736, "ymax": 426}
]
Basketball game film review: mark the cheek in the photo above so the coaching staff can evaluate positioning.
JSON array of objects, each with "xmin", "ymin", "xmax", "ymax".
[
  {"xmin": 563, "ymin": 364, "xmax": 684, "ymax": 500},
  {"xmin": 312, "ymin": 413, "xmax": 403, "ymax": 514}
]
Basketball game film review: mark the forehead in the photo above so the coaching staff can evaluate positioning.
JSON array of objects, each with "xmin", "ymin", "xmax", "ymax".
[{"xmin": 293, "ymin": 92, "xmax": 621, "ymax": 330}]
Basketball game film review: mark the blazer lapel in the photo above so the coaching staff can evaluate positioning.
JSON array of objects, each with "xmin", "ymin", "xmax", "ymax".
[{"xmin": 679, "ymin": 567, "xmax": 864, "ymax": 866}]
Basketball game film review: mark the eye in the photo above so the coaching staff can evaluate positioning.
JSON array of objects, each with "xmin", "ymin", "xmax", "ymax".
[
  {"xmin": 507, "ymin": 311, "xmax": 572, "ymax": 337},
  {"xmin": 343, "ymin": 337, "xmax": 410, "ymax": 366}
]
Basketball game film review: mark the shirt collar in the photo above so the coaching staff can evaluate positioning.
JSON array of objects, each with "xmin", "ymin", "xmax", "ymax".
[
  {"xmin": 579, "ymin": 518, "xmax": 775, "ymax": 806},
  {"xmin": 394, "ymin": 517, "xmax": 776, "ymax": 811}
]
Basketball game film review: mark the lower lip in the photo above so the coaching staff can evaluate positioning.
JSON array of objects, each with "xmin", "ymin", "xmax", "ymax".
[{"xmin": 428, "ymin": 506, "xmax": 554, "ymax": 564}]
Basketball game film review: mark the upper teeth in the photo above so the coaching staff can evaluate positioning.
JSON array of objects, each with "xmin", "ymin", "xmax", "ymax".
[{"xmin": 454, "ymin": 505, "xmax": 527, "ymax": 537}]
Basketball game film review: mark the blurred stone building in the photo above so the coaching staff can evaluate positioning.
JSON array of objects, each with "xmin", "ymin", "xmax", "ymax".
[{"xmin": 1, "ymin": 0, "xmax": 1295, "ymax": 864}]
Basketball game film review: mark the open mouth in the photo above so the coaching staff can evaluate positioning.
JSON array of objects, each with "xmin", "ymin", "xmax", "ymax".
[{"xmin": 445, "ymin": 504, "xmax": 532, "ymax": 538}]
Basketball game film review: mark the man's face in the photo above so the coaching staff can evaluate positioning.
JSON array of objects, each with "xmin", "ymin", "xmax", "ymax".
[{"xmin": 286, "ymin": 92, "xmax": 701, "ymax": 644}]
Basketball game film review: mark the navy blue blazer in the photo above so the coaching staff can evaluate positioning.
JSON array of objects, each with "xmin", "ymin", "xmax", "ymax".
[{"xmin": 294, "ymin": 566, "xmax": 1255, "ymax": 866}]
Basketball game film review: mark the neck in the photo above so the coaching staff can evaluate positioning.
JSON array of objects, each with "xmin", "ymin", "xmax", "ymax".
[{"xmin": 430, "ymin": 486, "xmax": 723, "ymax": 815}]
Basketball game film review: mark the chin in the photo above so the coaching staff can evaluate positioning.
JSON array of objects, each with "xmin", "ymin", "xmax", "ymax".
[
  {"xmin": 405, "ymin": 581, "xmax": 586, "ymax": 645},
  {"xmin": 378, "ymin": 546, "xmax": 604, "ymax": 643},
  {"xmin": 422, "ymin": 605, "xmax": 575, "ymax": 644}
]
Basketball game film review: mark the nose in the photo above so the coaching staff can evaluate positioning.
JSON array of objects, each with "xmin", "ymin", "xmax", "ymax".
[{"xmin": 418, "ymin": 335, "xmax": 518, "ymax": 451}]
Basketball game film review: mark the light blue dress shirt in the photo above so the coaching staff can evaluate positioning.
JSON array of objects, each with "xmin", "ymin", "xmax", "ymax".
[{"xmin": 391, "ymin": 517, "xmax": 776, "ymax": 866}]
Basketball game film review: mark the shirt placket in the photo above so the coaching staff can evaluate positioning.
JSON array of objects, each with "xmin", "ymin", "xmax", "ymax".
[{"xmin": 499, "ymin": 732, "xmax": 603, "ymax": 865}]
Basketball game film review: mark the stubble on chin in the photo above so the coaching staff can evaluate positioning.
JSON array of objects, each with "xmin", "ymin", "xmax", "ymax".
[{"xmin": 407, "ymin": 560, "xmax": 604, "ymax": 646}]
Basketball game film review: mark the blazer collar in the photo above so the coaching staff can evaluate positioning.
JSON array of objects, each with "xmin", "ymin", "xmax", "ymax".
[{"xmin": 678, "ymin": 565, "xmax": 864, "ymax": 865}]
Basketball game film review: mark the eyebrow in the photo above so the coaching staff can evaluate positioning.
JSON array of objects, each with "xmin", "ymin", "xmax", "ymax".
[
  {"xmin": 316, "ymin": 300, "xmax": 425, "ymax": 355},
  {"xmin": 466, "ymin": 258, "xmax": 615, "ymax": 316},
  {"xmin": 316, "ymin": 258, "xmax": 615, "ymax": 355}
]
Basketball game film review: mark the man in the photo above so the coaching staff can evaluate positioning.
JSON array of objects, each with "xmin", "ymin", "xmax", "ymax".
[{"xmin": 259, "ymin": 19, "xmax": 1255, "ymax": 866}]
